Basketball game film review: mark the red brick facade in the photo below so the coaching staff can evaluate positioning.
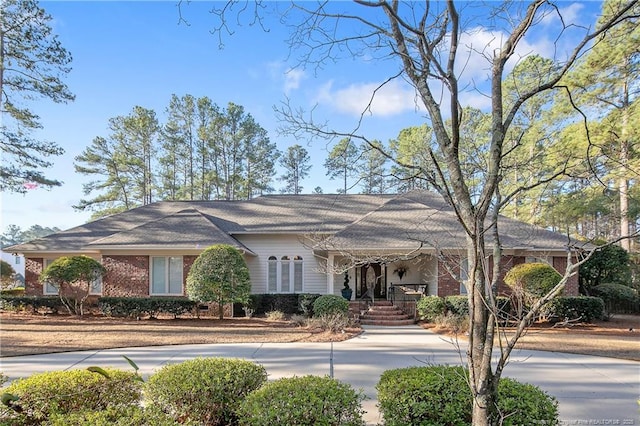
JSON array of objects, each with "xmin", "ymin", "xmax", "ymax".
[
  {"xmin": 25, "ymin": 257, "xmax": 44, "ymax": 296},
  {"xmin": 437, "ymin": 255, "xmax": 579, "ymax": 297},
  {"xmin": 102, "ymin": 255, "xmax": 151, "ymax": 297}
]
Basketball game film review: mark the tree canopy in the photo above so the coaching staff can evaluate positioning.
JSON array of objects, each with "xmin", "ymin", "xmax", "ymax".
[
  {"xmin": 186, "ymin": 244, "xmax": 251, "ymax": 319},
  {"xmin": 0, "ymin": 0, "xmax": 73, "ymax": 193}
]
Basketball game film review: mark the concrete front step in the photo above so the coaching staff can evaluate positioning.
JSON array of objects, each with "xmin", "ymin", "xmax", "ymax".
[
  {"xmin": 362, "ymin": 312, "xmax": 411, "ymax": 320},
  {"xmin": 360, "ymin": 318, "xmax": 416, "ymax": 326}
]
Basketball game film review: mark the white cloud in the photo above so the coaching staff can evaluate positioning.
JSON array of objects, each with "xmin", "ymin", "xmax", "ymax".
[
  {"xmin": 284, "ymin": 68, "xmax": 305, "ymax": 94},
  {"xmin": 540, "ymin": 3, "xmax": 586, "ymax": 27},
  {"xmin": 315, "ymin": 79, "xmax": 418, "ymax": 117}
]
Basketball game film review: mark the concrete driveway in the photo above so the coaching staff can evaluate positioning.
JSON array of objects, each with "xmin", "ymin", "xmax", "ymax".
[{"xmin": 1, "ymin": 325, "xmax": 638, "ymax": 425}]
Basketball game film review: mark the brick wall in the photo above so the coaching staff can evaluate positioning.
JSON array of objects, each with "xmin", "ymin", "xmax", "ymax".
[
  {"xmin": 25, "ymin": 257, "xmax": 44, "ymax": 296},
  {"xmin": 437, "ymin": 255, "xmax": 577, "ymax": 297},
  {"xmin": 553, "ymin": 256, "xmax": 579, "ymax": 296},
  {"xmin": 102, "ymin": 255, "xmax": 150, "ymax": 297}
]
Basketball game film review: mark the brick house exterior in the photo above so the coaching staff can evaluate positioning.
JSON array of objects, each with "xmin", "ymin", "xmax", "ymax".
[{"xmin": 10, "ymin": 191, "xmax": 584, "ymax": 302}]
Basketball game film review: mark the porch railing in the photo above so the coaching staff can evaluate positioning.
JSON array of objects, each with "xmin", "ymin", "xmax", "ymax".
[{"xmin": 389, "ymin": 283, "xmax": 426, "ymax": 318}]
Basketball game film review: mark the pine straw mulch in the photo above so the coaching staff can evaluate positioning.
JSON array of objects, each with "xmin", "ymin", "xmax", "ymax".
[
  {"xmin": 0, "ymin": 311, "xmax": 361, "ymax": 357},
  {"xmin": 2, "ymin": 312, "xmax": 638, "ymax": 361},
  {"xmin": 421, "ymin": 314, "xmax": 640, "ymax": 361}
]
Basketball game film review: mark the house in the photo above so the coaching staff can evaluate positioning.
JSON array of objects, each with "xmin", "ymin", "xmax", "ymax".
[
  {"xmin": 0, "ymin": 250, "xmax": 25, "ymax": 287},
  {"xmin": 6, "ymin": 191, "xmax": 580, "ymax": 305}
]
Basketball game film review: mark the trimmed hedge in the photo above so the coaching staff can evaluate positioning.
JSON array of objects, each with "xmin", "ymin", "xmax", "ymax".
[
  {"xmin": 245, "ymin": 293, "xmax": 322, "ymax": 316},
  {"xmin": 504, "ymin": 262, "xmax": 562, "ymax": 297},
  {"xmin": 416, "ymin": 296, "xmax": 446, "ymax": 321},
  {"xmin": 45, "ymin": 406, "xmax": 187, "ymax": 426},
  {"xmin": 0, "ymin": 368, "xmax": 142, "ymax": 424},
  {"xmin": 98, "ymin": 297, "xmax": 197, "ymax": 319},
  {"xmin": 145, "ymin": 357, "xmax": 267, "ymax": 425},
  {"xmin": 444, "ymin": 295, "xmax": 469, "ymax": 316},
  {"xmin": 592, "ymin": 283, "xmax": 639, "ymax": 317},
  {"xmin": 543, "ymin": 296, "xmax": 604, "ymax": 323},
  {"xmin": 377, "ymin": 365, "xmax": 558, "ymax": 426},
  {"xmin": 313, "ymin": 294, "xmax": 349, "ymax": 317},
  {"xmin": 0, "ymin": 295, "xmax": 64, "ymax": 313},
  {"xmin": 238, "ymin": 375, "xmax": 365, "ymax": 426}
]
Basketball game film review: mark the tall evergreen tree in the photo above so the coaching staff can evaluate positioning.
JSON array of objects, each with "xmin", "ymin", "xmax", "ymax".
[
  {"xmin": 0, "ymin": 0, "xmax": 73, "ymax": 192},
  {"xmin": 324, "ymin": 138, "xmax": 360, "ymax": 194},
  {"xmin": 358, "ymin": 140, "xmax": 389, "ymax": 194},
  {"xmin": 279, "ymin": 144, "xmax": 311, "ymax": 194},
  {"xmin": 388, "ymin": 125, "xmax": 433, "ymax": 193}
]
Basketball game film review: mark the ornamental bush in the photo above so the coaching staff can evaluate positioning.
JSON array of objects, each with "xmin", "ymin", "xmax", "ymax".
[
  {"xmin": 543, "ymin": 296, "xmax": 605, "ymax": 323},
  {"xmin": 187, "ymin": 245, "xmax": 251, "ymax": 319},
  {"xmin": 444, "ymin": 295, "xmax": 469, "ymax": 316},
  {"xmin": 592, "ymin": 283, "xmax": 639, "ymax": 317},
  {"xmin": 504, "ymin": 262, "xmax": 562, "ymax": 299},
  {"xmin": 145, "ymin": 357, "xmax": 267, "ymax": 426},
  {"xmin": 45, "ymin": 406, "xmax": 188, "ymax": 426},
  {"xmin": 238, "ymin": 375, "xmax": 365, "ymax": 426},
  {"xmin": 416, "ymin": 296, "xmax": 446, "ymax": 321},
  {"xmin": 377, "ymin": 365, "xmax": 558, "ymax": 426},
  {"xmin": 312, "ymin": 294, "xmax": 349, "ymax": 317},
  {"xmin": 0, "ymin": 368, "xmax": 142, "ymax": 424}
]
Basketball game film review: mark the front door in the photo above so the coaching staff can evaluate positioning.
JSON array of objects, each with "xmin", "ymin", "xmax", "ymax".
[{"xmin": 360, "ymin": 263, "xmax": 384, "ymax": 299}]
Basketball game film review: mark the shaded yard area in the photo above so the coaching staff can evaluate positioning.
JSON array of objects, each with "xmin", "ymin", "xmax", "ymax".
[{"xmin": 1, "ymin": 312, "xmax": 638, "ymax": 361}]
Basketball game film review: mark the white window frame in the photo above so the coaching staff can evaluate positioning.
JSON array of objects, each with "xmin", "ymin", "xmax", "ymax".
[
  {"xmin": 266, "ymin": 255, "xmax": 304, "ymax": 294},
  {"xmin": 43, "ymin": 259, "xmax": 58, "ymax": 295},
  {"xmin": 150, "ymin": 256, "xmax": 184, "ymax": 296}
]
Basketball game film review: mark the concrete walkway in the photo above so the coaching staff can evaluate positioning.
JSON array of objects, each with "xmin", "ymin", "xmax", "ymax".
[{"xmin": 1, "ymin": 325, "xmax": 638, "ymax": 425}]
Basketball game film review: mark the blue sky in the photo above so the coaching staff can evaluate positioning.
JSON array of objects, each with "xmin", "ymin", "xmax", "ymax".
[{"xmin": 1, "ymin": 1, "xmax": 602, "ymax": 233}]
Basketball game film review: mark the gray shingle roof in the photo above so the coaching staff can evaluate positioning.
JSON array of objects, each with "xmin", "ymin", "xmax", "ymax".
[{"xmin": 6, "ymin": 191, "xmax": 578, "ymax": 254}]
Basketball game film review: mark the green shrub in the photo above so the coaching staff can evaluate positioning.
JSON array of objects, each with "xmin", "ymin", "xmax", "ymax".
[
  {"xmin": 45, "ymin": 406, "xmax": 188, "ymax": 426},
  {"xmin": 186, "ymin": 244, "xmax": 251, "ymax": 320},
  {"xmin": 496, "ymin": 378, "xmax": 559, "ymax": 425},
  {"xmin": 377, "ymin": 365, "xmax": 472, "ymax": 425},
  {"xmin": 376, "ymin": 366, "xmax": 558, "ymax": 426},
  {"xmin": 98, "ymin": 297, "xmax": 196, "ymax": 319},
  {"xmin": 0, "ymin": 295, "xmax": 64, "ymax": 313},
  {"xmin": 416, "ymin": 296, "xmax": 446, "ymax": 321},
  {"xmin": 299, "ymin": 293, "xmax": 321, "ymax": 317},
  {"xmin": 238, "ymin": 375, "xmax": 365, "ymax": 426},
  {"xmin": 444, "ymin": 295, "xmax": 469, "ymax": 316},
  {"xmin": 145, "ymin": 357, "xmax": 267, "ymax": 425},
  {"xmin": 0, "ymin": 368, "xmax": 142, "ymax": 423},
  {"xmin": 0, "ymin": 287, "xmax": 24, "ymax": 296},
  {"xmin": 544, "ymin": 296, "xmax": 604, "ymax": 323},
  {"xmin": 504, "ymin": 262, "xmax": 562, "ymax": 298},
  {"xmin": 313, "ymin": 294, "xmax": 349, "ymax": 317},
  {"xmin": 592, "ymin": 283, "xmax": 639, "ymax": 317}
]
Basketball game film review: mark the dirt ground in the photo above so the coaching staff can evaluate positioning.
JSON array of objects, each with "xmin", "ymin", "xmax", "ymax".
[{"xmin": 1, "ymin": 312, "xmax": 638, "ymax": 361}]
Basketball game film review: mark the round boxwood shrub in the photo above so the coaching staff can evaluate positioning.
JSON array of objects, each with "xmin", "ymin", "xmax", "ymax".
[
  {"xmin": 376, "ymin": 366, "xmax": 558, "ymax": 426},
  {"xmin": 416, "ymin": 296, "xmax": 446, "ymax": 321},
  {"xmin": 45, "ymin": 406, "xmax": 188, "ymax": 426},
  {"xmin": 444, "ymin": 295, "xmax": 469, "ymax": 316},
  {"xmin": 312, "ymin": 294, "xmax": 349, "ymax": 317},
  {"xmin": 145, "ymin": 357, "xmax": 267, "ymax": 425},
  {"xmin": 504, "ymin": 263, "xmax": 562, "ymax": 298},
  {"xmin": 238, "ymin": 375, "xmax": 365, "ymax": 426},
  {"xmin": 592, "ymin": 283, "xmax": 639, "ymax": 317},
  {"xmin": 0, "ymin": 368, "xmax": 142, "ymax": 423}
]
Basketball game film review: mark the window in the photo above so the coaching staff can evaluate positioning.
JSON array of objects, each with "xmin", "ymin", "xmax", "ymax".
[
  {"xmin": 151, "ymin": 256, "xmax": 183, "ymax": 295},
  {"xmin": 43, "ymin": 259, "xmax": 58, "ymax": 295},
  {"xmin": 281, "ymin": 256, "xmax": 291, "ymax": 292},
  {"xmin": 14, "ymin": 256, "xmax": 20, "ymax": 265},
  {"xmin": 90, "ymin": 274, "xmax": 103, "ymax": 295},
  {"xmin": 266, "ymin": 255, "xmax": 304, "ymax": 293},
  {"xmin": 459, "ymin": 257, "xmax": 468, "ymax": 295},
  {"xmin": 268, "ymin": 256, "xmax": 278, "ymax": 292}
]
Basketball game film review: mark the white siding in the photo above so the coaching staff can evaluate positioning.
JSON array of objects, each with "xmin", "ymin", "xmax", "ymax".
[{"xmin": 236, "ymin": 234, "xmax": 328, "ymax": 294}]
